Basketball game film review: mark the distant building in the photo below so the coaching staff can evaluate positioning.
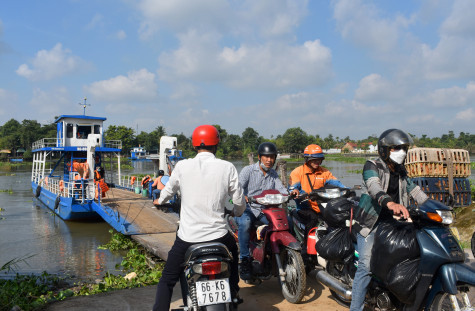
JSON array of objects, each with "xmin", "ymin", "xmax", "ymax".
[
  {"xmin": 323, "ymin": 148, "xmax": 341, "ymax": 154},
  {"xmin": 342, "ymin": 142, "xmax": 377, "ymax": 153}
]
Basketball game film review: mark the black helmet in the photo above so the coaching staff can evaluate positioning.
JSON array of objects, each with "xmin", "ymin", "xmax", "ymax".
[
  {"xmin": 158, "ymin": 170, "xmax": 165, "ymax": 176},
  {"xmin": 258, "ymin": 142, "xmax": 277, "ymax": 157},
  {"xmin": 378, "ymin": 129, "xmax": 413, "ymax": 162}
]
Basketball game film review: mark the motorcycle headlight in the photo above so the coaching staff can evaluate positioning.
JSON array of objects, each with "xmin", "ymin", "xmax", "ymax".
[
  {"xmin": 319, "ymin": 188, "xmax": 345, "ymax": 199},
  {"xmin": 256, "ymin": 194, "xmax": 287, "ymax": 205},
  {"xmin": 436, "ymin": 210, "xmax": 453, "ymax": 224},
  {"xmin": 427, "ymin": 210, "xmax": 453, "ymax": 224}
]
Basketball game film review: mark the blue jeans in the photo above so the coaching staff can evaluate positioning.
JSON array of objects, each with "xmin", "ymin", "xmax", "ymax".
[
  {"xmin": 152, "ymin": 189, "xmax": 161, "ymax": 201},
  {"xmin": 349, "ymin": 230, "xmax": 376, "ymax": 311},
  {"xmin": 235, "ymin": 207, "xmax": 269, "ymax": 259}
]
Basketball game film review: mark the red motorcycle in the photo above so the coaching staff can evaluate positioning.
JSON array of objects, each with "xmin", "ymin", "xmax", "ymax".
[{"xmin": 227, "ymin": 189, "xmax": 306, "ymax": 304}]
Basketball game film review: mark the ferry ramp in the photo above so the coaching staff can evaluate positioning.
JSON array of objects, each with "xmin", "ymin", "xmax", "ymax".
[{"xmin": 96, "ymin": 188, "xmax": 179, "ymax": 260}]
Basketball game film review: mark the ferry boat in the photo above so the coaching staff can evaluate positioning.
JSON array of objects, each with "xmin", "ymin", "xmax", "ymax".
[
  {"xmin": 130, "ymin": 146, "xmax": 147, "ymax": 160},
  {"xmin": 31, "ymin": 115, "xmax": 123, "ymax": 220}
]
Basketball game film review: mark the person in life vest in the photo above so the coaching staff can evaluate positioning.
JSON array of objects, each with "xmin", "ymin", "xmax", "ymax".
[
  {"xmin": 68, "ymin": 160, "xmax": 90, "ymax": 179},
  {"xmin": 289, "ymin": 144, "xmax": 347, "ymax": 235},
  {"xmin": 94, "ymin": 166, "xmax": 109, "ymax": 199},
  {"xmin": 141, "ymin": 175, "xmax": 151, "ymax": 189},
  {"xmin": 151, "ymin": 170, "xmax": 169, "ymax": 204}
]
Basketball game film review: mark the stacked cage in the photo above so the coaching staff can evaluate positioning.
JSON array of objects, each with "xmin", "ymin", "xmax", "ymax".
[{"xmin": 405, "ymin": 148, "xmax": 472, "ymax": 207}]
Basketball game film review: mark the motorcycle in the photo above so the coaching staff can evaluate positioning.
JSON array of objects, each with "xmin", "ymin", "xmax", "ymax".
[
  {"xmin": 288, "ymin": 185, "xmax": 359, "ymax": 275},
  {"xmin": 296, "ymin": 186, "xmax": 475, "ymax": 310},
  {"xmin": 179, "ymin": 241, "xmax": 237, "ymax": 311},
  {"xmin": 227, "ymin": 189, "xmax": 307, "ymax": 304}
]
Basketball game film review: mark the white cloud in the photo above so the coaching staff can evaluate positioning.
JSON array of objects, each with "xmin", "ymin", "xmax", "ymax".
[
  {"xmin": 158, "ymin": 30, "xmax": 332, "ymax": 89},
  {"xmin": 426, "ymin": 81, "xmax": 475, "ymax": 107},
  {"xmin": 116, "ymin": 30, "xmax": 127, "ymax": 40},
  {"xmin": 420, "ymin": 0, "xmax": 475, "ymax": 80},
  {"xmin": 355, "ymin": 74, "xmax": 405, "ymax": 102},
  {"xmin": 29, "ymin": 87, "xmax": 72, "ymax": 116},
  {"xmin": 137, "ymin": 0, "xmax": 231, "ymax": 39},
  {"xmin": 16, "ymin": 43, "xmax": 87, "ymax": 81},
  {"xmin": 85, "ymin": 69, "xmax": 158, "ymax": 103},
  {"xmin": 136, "ymin": 0, "xmax": 308, "ymax": 40},
  {"xmin": 86, "ymin": 14, "xmax": 104, "ymax": 30},
  {"xmin": 332, "ymin": 0, "xmax": 413, "ymax": 55},
  {"xmin": 455, "ymin": 108, "xmax": 475, "ymax": 121}
]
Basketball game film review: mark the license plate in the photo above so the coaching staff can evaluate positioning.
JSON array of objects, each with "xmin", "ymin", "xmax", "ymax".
[{"xmin": 196, "ymin": 278, "xmax": 231, "ymax": 306}]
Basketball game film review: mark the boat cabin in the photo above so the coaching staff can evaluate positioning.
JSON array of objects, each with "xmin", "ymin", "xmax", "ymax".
[{"xmin": 55, "ymin": 115, "xmax": 106, "ymax": 148}]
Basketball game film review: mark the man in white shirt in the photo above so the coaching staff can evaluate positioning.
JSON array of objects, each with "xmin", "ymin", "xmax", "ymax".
[{"xmin": 152, "ymin": 125, "xmax": 246, "ymax": 311}]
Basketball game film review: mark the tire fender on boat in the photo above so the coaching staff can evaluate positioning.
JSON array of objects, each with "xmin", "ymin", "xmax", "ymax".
[
  {"xmin": 35, "ymin": 185, "xmax": 41, "ymax": 198},
  {"xmin": 54, "ymin": 195, "xmax": 61, "ymax": 210}
]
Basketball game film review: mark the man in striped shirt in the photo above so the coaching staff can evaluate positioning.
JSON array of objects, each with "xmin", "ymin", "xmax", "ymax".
[{"xmin": 235, "ymin": 142, "xmax": 288, "ymax": 280}]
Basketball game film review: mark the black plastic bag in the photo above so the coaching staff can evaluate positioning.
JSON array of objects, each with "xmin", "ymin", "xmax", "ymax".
[
  {"xmin": 371, "ymin": 221, "xmax": 419, "ymax": 283},
  {"xmin": 323, "ymin": 197, "xmax": 353, "ymax": 228},
  {"xmin": 386, "ymin": 258, "xmax": 421, "ymax": 305},
  {"xmin": 316, "ymin": 227, "xmax": 354, "ymax": 260}
]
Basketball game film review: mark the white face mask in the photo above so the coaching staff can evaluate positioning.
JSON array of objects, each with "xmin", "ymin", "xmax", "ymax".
[
  {"xmin": 389, "ymin": 149, "xmax": 406, "ymax": 164},
  {"xmin": 260, "ymin": 161, "xmax": 271, "ymax": 172}
]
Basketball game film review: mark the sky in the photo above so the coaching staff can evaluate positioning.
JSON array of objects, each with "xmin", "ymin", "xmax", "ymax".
[{"xmin": 0, "ymin": 0, "xmax": 474, "ymax": 140}]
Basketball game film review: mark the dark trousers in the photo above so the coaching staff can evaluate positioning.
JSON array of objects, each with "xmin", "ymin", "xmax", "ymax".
[{"xmin": 152, "ymin": 233, "xmax": 239, "ymax": 311}]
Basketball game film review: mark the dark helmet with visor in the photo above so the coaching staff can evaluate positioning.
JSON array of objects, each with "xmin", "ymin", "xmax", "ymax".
[
  {"xmin": 378, "ymin": 129, "xmax": 413, "ymax": 162},
  {"xmin": 258, "ymin": 142, "xmax": 278, "ymax": 157}
]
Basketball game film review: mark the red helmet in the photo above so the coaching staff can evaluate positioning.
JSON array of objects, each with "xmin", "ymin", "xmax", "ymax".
[
  {"xmin": 303, "ymin": 144, "xmax": 324, "ymax": 159},
  {"xmin": 192, "ymin": 125, "xmax": 220, "ymax": 147}
]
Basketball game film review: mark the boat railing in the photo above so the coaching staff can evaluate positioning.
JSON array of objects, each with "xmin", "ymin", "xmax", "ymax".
[
  {"xmin": 38, "ymin": 175, "xmax": 95, "ymax": 201},
  {"xmin": 32, "ymin": 138, "xmax": 60, "ymax": 149},
  {"xmin": 118, "ymin": 174, "xmax": 137, "ymax": 191},
  {"xmin": 104, "ymin": 140, "xmax": 122, "ymax": 149},
  {"xmin": 32, "ymin": 138, "xmax": 122, "ymax": 150}
]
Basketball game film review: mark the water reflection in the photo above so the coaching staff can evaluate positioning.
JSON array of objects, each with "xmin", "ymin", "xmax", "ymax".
[{"xmin": 0, "ymin": 169, "xmax": 122, "ymax": 280}]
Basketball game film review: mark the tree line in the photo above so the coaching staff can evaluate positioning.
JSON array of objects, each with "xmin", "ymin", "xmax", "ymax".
[{"xmin": 1, "ymin": 117, "xmax": 474, "ymax": 160}]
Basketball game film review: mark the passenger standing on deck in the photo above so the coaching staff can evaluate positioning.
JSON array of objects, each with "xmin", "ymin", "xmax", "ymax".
[
  {"xmin": 235, "ymin": 142, "xmax": 288, "ymax": 280},
  {"xmin": 152, "ymin": 125, "xmax": 246, "ymax": 311}
]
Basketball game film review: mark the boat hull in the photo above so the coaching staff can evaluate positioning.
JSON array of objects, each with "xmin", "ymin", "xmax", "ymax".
[{"xmin": 32, "ymin": 181, "xmax": 99, "ymax": 220}]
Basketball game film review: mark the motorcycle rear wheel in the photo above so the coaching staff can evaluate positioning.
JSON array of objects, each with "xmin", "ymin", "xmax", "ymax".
[
  {"xmin": 202, "ymin": 303, "xmax": 234, "ymax": 310},
  {"xmin": 428, "ymin": 285, "xmax": 474, "ymax": 311},
  {"xmin": 280, "ymin": 247, "xmax": 306, "ymax": 304}
]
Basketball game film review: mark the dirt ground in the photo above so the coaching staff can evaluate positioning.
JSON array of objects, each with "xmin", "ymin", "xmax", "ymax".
[{"xmin": 169, "ymin": 270, "xmax": 348, "ymax": 311}]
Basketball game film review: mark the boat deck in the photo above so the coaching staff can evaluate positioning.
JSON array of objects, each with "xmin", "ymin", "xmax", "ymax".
[{"xmin": 101, "ymin": 188, "xmax": 179, "ymax": 260}]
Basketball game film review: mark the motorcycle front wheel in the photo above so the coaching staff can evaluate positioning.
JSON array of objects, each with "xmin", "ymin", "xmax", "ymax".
[
  {"xmin": 280, "ymin": 247, "xmax": 306, "ymax": 304},
  {"xmin": 428, "ymin": 285, "xmax": 474, "ymax": 311}
]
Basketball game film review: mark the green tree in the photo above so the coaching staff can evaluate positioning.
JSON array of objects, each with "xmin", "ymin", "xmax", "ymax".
[
  {"xmin": 282, "ymin": 127, "xmax": 310, "ymax": 153},
  {"xmin": 149, "ymin": 126, "xmax": 166, "ymax": 153},
  {"xmin": 105, "ymin": 125, "xmax": 135, "ymax": 155},
  {"xmin": 242, "ymin": 127, "xmax": 260, "ymax": 154}
]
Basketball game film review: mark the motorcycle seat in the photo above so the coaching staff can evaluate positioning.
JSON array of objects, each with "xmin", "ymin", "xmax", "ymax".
[{"xmin": 184, "ymin": 242, "xmax": 232, "ymax": 263}]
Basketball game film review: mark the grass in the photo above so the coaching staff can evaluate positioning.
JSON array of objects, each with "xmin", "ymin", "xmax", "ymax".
[{"xmin": 0, "ymin": 230, "xmax": 164, "ymax": 311}]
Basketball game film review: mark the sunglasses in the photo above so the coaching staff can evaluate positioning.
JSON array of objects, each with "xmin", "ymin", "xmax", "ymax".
[{"xmin": 392, "ymin": 145, "xmax": 408, "ymax": 151}]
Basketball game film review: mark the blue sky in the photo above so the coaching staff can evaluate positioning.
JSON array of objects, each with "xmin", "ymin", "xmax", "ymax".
[{"xmin": 0, "ymin": 0, "xmax": 473, "ymax": 140}]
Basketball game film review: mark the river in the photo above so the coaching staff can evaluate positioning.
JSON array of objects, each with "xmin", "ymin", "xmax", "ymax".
[{"xmin": 0, "ymin": 157, "xmax": 473, "ymax": 281}]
